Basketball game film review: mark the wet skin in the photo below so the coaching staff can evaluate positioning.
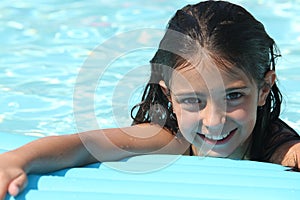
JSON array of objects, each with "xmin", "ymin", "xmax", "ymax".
[{"xmin": 161, "ymin": 56, "xmax": 274, "ymax": 158}]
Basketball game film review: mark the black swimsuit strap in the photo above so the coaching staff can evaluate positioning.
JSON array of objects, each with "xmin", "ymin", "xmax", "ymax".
[{"xmin": 189, "ymin": 145, "xmax": 193, "ymax": 156}]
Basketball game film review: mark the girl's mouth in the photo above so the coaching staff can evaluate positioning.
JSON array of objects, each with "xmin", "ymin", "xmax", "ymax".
[{"xmin": 197, "ymin": 128, "xmax": 237, "ymax": 145}]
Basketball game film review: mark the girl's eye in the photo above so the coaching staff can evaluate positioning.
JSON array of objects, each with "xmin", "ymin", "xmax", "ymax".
[
  {"xmin": 177, "ymin": 97, "xmax": 203, "ymax": 112},
  {"xmin": 181, "ymin": 98, "xmax": 201, "ymax": 104},
  {"xmin": 226, "ymin": 92, "xmax": 243, "ymax": 101}
]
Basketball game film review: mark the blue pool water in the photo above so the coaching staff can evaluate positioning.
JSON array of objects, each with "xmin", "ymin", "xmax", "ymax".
[{"xmin": 0, "ymin": 0, "xmax": 299, "ymax": 137}]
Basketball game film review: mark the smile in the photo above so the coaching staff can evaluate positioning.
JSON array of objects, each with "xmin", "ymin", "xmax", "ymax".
[{"xmin": 197, "ymin": 128, "xmax": 237, "ymax": 145}]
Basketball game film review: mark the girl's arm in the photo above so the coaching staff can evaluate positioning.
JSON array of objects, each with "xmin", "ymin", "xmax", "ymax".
[
  {"xmin": 0, "ymin": 133, "xmax": 92, "ymax": 199},
  {"xmin": 0, "ymin": 123, "xmax": 188, "ymax": 199},
  {"xmin": 270, "ymin": 140, "xmax": 300, "ymax": 170}
]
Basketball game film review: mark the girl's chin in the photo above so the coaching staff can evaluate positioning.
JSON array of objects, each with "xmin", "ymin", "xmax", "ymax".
[
  {"xmin": 189, "ymin": 144, "xmax": 234, "ymax": 157},
  {"xmin": 191, "ymin": 140, "xmax": 237, "ymax": 157},
  {"xmin": 192, "ymin": 143, "xmax": 247, "ymax": 159},
  {"xmin": 202, "ymin": 150, "xmax": 234, "ymax": 158}
]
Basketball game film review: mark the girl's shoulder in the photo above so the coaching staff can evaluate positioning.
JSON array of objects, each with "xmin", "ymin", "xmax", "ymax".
[
  {"xmin": 264, "ymin": 118, "xmax": 300, "ymax": 160},
  {"xmin": 271, "ymin": 119, "xmax": 299, "ymax": 140},
  {"xmin": 267, "ymin": 119, "xmax": 300, "ymax": 168}
]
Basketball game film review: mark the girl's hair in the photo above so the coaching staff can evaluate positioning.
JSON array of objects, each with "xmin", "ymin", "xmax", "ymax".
[{"xmin": 131, "ymin": 0, "xmax": 282, "ymax": 161}]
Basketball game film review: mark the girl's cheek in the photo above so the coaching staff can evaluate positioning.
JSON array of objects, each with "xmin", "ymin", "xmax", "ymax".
[
  {"xmin": 176, "ymin": 108, "xmax": 199, "ymax": 132},
  {"xmin": 178, "ymin": 111, "xmax": 200, "ymax": 143},
  {"xmin": 231, "ymin": 109, "xmax": 248, "ymax": 121},
  {"xmin": 228, "ymin": 105, "xmax": 256, "ymax": 125}
]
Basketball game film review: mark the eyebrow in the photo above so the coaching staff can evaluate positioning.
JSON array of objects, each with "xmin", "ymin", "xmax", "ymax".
[
  {"xmin": 172, "ymin": 92, "xmax": 205, "ymax": 98},
  {"xmin": 173, "ymin": 86, "xmax": 250, "ymax": 97},
  {"xmin": 225, "ymin": 86, "xmax": 250, "ymax": 93}
]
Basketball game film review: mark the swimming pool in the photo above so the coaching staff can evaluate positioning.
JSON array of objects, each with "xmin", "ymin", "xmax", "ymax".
[{"xmin": 0, "ymin": 0, "xmax": 299, "ymax": 137}]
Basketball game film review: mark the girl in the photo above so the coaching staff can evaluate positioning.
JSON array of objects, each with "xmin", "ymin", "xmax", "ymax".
[{"xmin": 1, "ymin": 0, "xmax": 300, "ymax": 199}]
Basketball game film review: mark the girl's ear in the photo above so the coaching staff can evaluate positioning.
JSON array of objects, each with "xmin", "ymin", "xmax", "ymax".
[
  {"xmin": 159, "ymin": 80, "xmax": 171, "ymax": 101},
  {"xmin": 258, "ymin": 70, "xmax": 276, "ymax": 106}
]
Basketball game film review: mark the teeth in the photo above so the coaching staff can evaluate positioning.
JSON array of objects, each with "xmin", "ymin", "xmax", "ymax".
[{"xmin": 205, "ymin": 131, "xmax": 231, "ymax": 141}]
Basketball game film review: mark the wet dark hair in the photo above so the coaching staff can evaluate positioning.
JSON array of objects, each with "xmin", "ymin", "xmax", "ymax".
[{"xmin": 131, "ymin": 0, "xmax": 282, "ymax": 161}]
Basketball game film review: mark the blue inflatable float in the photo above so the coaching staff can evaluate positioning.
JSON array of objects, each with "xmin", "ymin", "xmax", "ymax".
[{"xmin": 1, "ymin": 131, "xmax": 300, "ymax": 200}]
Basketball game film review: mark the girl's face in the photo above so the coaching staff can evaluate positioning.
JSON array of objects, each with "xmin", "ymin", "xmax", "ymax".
[{"xmin": 165, "ymin": 58, "xmax": 272, "ymax": 158}]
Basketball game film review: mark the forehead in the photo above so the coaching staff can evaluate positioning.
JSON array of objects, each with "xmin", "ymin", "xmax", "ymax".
[{"xmin": 170, "ymin": 57, "xmax": 253, "ymax": 94}]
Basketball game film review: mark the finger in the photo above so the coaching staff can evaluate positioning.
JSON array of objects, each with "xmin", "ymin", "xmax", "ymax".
[
  {"xmin": 8, "ymin": 173, "xmax": 27, "ymax": 197},
  {"xmin": 0, "ymin": 182, "xmax": 9, "ymax": 200}
]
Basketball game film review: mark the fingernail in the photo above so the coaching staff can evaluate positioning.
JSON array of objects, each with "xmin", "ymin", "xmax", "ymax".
[{"xmin": 10, "ymin": 186, "xmax": 19, "ymax": 197}]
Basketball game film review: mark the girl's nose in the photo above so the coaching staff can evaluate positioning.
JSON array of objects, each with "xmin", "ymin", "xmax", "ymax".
[{"xmin": 200, "ymin": 101, "xmax": 225, "ymax": 130}]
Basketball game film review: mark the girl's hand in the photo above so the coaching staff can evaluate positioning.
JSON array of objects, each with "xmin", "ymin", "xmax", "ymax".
[
  {"xmin": 270, "ymin": 140, "xmax": 300, "ymax": 170},
  {"xmin": 0, "ymin": 152, "xmax": 28, "ymax": 200}
]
